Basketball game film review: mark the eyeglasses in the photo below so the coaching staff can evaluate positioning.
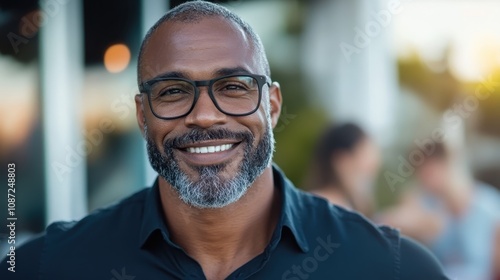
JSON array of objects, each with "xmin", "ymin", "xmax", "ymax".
[{"xmin": 139, "ymin": 74, "xmax": 271, "ymax": 120}]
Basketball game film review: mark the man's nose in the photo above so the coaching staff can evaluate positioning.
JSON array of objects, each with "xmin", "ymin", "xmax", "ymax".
[{"xmin": 184, "ymin": 87, "xmax": 227, "ymax": 129}]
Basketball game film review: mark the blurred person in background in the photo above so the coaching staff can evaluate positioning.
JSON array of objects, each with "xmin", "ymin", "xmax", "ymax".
[
  {"xmin": 378, "ymin": 142, "xmax": 500, "ymax": 280},
  {"xmin": 307, "ymin": 123, "xmax": 381, "ymax": 217}
]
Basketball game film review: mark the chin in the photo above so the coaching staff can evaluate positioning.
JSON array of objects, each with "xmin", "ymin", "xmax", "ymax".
[{"xmin": 184, "ymin": 159, "xmax": 243, "ymax": 180}]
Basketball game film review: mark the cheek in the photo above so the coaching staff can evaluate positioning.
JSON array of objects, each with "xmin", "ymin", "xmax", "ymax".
[
  {"xmin": 247, "ymin": 102, "xmax": 271, "ymax": 135},
  {"xmin": 257, "ymin": 96, "xmax": 271, "ymax": 121},
  {"xmin": 359, "ymin": 145, "xmax": 380, "ymax": 171},
  {"xmin": 145, "ymin": 117, "xmax": 181, "ymax": 146},
  {"xmin": 353, "ymin": 160, "xmax": 371, "ymax": 177},
  {"xmin": 352, "ymin": 152, "xmax": 375, "ymax": 175},
  {"xmin": 366, "ymin": 155, "xmax": 381, "ymax": 175},
  {"xmin": 417, "ymin": 167, "xmax": 444, "ymax": 187}
]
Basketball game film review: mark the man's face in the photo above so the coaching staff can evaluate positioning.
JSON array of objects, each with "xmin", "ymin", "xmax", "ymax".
[
  {"xmin": 136, "ymin": 17, "xmax": 282, "ymax": 208},
  {"xmin": 416, "ymin": 157, "xmax": 450, "ymax": 195},
  {"xmin": 349, "ymin": 139, "xmax": 381, "ymax": 192},
  {"xmin": 333, "ymin": 138, "xmax": 380, "ymax": 194}
]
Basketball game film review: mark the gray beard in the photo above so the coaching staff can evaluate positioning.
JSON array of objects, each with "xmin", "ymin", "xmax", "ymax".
[{"xmin": 146, "ymin": 124, "xmax": 274, "ymax": 209}]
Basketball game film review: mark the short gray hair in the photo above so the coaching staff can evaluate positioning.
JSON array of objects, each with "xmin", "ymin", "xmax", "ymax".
[{"xmin": 137, "ymin": 0, "xmax": 270, "ymax": 85}]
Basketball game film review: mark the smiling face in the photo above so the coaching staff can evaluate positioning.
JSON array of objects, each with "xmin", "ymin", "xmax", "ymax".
[{"xmin": 136, "ymin": 17, "xmax": 282, "ymax": 208}]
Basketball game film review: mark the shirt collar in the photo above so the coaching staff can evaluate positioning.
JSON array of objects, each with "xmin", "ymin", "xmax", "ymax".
[
  {"xmin": 139, "ymin": 177, "xmax": 171, "ymax": 248},
  {"xmin": 273, "ymin": 164, "xmax": 310, "ymax": 253},
  {"xmin": 138, "ymin": 165, "xmax": 310, "ymax": 253}
]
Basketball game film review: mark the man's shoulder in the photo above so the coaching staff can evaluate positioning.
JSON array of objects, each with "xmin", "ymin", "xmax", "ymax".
[
  {"xmin": 47, "ymin": 187, "xmax": 149, "ymax": 238},
  {"xmin": 0, "ymin": 234, "xmax": 45, "ymax": 279},
  {"xmin": 399, "ymin": 236, "xmax": 449, "ymax": 279},
  {"xmin": 0, "ymin": 188, "xmax": 150, "ymax": 274},
  {"xmin": 0, "ymin": 188, "xmax": 151, "ymax": 278},
  {"xmin": 0, "ymin": 189, "xmax": 148, "ymax": 279},
  {"xmin": 289, "ymin": 189, "xmax": 448, "ymax": 279},
  {"xmin": 294, "ymin": 188, "xmax": 397, "ymax": 243}
]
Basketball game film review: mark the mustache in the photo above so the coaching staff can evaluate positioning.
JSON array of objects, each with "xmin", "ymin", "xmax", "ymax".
[{"xmin": 164, "ymin": 128, "xmax": 254, "ymax": 149}]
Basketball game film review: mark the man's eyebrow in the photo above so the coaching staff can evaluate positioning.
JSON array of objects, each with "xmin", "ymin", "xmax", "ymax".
[
  {"xmin": 214, "ymin": 67, "xmax": 253, "ymax": 77},
  {"xmin": 150, "ymin": 71, "xmax": 188, "ymax": 81},
  {"xmin": 146, "ymin": 67, "xmax": 253, "ymax": 82}
]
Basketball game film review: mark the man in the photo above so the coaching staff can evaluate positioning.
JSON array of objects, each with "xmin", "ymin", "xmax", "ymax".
[
  {"xmin": 1, "ymin": 1, "xmax": 448, "ymax": 279},
  {"xmin": 379, "ymin": 142, "xmax": 500, "ymax": 279}
]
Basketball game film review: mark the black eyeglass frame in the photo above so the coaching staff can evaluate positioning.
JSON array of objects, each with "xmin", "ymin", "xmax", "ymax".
[{"xmin": 139, "ymin": 74, "xmax": 272, "ymax": 120}]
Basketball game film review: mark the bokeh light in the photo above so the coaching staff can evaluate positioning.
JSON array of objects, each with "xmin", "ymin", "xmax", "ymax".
[{"xmin": 103, "ymin": 44, "xmax": 130, "ymax": 73}]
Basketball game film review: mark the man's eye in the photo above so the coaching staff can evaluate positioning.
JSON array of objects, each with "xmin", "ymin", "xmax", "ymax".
[
  {"xmin": 222, "ymin": 84, "xmax": 246, "ymax": 91},
  {"xmin": 159, "ymin": 88, "xmax": 186, "ymax": 96}
]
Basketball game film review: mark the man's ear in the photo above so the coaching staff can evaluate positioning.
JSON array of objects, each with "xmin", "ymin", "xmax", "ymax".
[
  {"xmin": 268, "ymin": 81, "xmax": 282, "ymax": 129},
  {"xmin": 135, "ymin": 94, "xmax": 146, "ymax": 138}
]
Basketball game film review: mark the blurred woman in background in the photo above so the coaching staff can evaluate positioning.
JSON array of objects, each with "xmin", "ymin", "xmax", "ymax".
[
  {"xmin": 307, "ymin": 123, "xmax": 381, "ymax": 217},
  {"xmin": 378, "ymin": 142, "xmax": 500, "ymax": 280}
]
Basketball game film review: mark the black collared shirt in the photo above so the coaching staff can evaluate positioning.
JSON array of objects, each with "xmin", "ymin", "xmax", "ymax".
[{"xmin": 1, "ymin": 166, "xmax": 448, "ymax": 279}]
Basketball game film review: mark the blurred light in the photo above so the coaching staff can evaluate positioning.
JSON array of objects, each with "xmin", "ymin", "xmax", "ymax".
[
  {"xmin": 103, "ymin": 44, "xmax": 130, "ymax": 73},
  {"xmin": 0, "ymin": 101, "xmax": 35, "ymax": 151},
  {"xmin": 0, "ymin": 60, "xmax": 38, "ymax": 153},
  {"xmin": 393, "ymin": 1, "xmax": 500, "ymax": 82}
]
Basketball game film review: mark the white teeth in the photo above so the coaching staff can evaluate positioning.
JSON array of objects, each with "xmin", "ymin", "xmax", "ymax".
[{"xmin": 186, "ymin": 144, "xmax": 233, "ymax": 154}]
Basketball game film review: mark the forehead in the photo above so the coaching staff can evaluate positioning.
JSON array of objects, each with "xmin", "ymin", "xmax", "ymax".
[{"xmin": 140, "ymin": 17, "xmax": 260, "ymax": 81}]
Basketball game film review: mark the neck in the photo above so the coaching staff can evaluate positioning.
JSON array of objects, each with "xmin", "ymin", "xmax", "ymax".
[{"xmin": 158, "ymin": 166, "xmax": 280, "ymax": 279}]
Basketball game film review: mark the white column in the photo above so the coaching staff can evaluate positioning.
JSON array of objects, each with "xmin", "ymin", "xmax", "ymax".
[
  {"xmin": 303, "ymin": 0, "xmax": 399, "ymax": 146},
  {"xmin": 142, "ymin": 0, "xmax": 170, "ymax": 35},
  {"xmin": 40, "ymin": 0, "xmax": 87, "ymax": 225},
  {"xmin": 141, "ymin": 0, "xmax": 170, "ymax": 186}
]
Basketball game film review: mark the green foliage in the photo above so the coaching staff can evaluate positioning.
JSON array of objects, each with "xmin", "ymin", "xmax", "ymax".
[
  {"xmin": 399, "ymin": 53, "xmax": 500, "ymax": 137},
  {"xmin": 398, "ymin": 52, "xmax": 460, "ymax": 111},
  {"xmin": 273, "ymin": 107, "xmax": 328, "ymax": 188},
  {"xmin": 269, "ymin": 64, "xmax": 329, "ymax": 188}
]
